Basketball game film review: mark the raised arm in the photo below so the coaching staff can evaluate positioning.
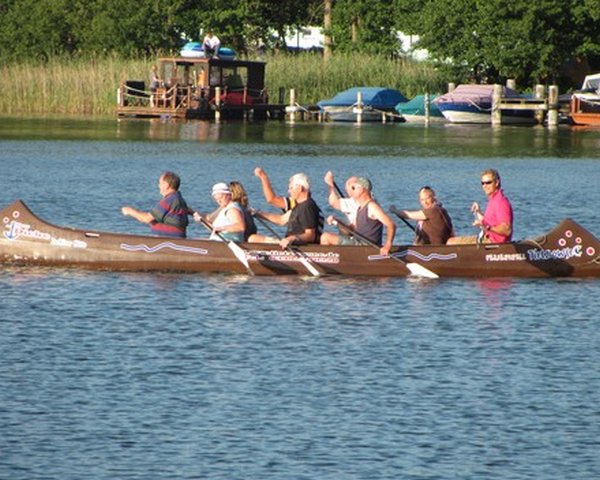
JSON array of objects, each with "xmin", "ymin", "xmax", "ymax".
[
  {"xmin": 324, "ymin": 170, "xmax": 342, "ymax": 210},
  {"xmin": 254, "ymin": 167, "xmax": 287, "ymax": 210}
]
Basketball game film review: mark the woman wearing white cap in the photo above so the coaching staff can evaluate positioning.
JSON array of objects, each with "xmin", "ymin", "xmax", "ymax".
[{"xmin": 195, "ymin": 182, "xmax": 245, "ymax": 242}]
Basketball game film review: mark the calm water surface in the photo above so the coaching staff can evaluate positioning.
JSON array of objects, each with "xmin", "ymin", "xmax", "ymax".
[{"xmin": 1, "ymin": 117, "xmax": 599, "ymax": 479}]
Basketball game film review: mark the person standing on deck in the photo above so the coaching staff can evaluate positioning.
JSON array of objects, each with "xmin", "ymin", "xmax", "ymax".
[
  {"xmin": 447, "ymin": 168, "xmax": 513, "ymax": 244},
  {"xmin": 149, "ymin": 65, "xmax": 163, "ymax": 107},
  {"xmin": 121, "ymin": 171, "xmax": 190, "ymax": 238}
]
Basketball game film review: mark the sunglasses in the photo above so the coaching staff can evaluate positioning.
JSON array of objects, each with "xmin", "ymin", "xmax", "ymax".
[{"xmin": 481, "ymin": 180, "xmax": 494, "ymax": 185}]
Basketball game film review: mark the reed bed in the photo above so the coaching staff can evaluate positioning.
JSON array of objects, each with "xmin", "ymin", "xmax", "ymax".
[
  {"xmin": 266, "ymin": 52, "xmax": 448, "ymax": 105},
  {"xmin": 0, "ymin": 53, "xmax": 447, "ymax": 116}
]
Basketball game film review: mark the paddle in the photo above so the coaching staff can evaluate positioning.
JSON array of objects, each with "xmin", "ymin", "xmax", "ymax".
[
  {"xmin": 388, "ymin": 206, "xmax": 417, "ymax": 233},
  {"xmin": 196, "ymin": 215, "xmax": 254, "ymax": 275},
  {"xmin": 330, "ymin": 216, "xmax": 439, "ymax": 279},
  {"xmin": 252, "ymin": 212, "xmax": 321, "ymax": 277}
]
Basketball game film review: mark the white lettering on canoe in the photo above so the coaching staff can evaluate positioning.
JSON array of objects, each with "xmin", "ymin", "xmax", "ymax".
[
  {"xmin": 485, "ymin": 253, "xmax": 527, "ymax": 262},
  {"xmin": 50, "ymin": 237, "xmax": 88, "ymax": 249},
  {"xmin": 526, "ymin": 245, "xmax": 583, "ymax": 261},
  {"xmin": 3, "ymin": 219, "xmax": 88, "ymax": 249},
  {"xmin": 250, "ymin": 249, "xmax": 340, "ymax": 264},
  {"xmin": 3, "ymin": 220, "xmax": 52, "ymax": 241}
]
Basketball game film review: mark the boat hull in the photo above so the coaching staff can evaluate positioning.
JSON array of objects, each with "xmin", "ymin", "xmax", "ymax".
[
  {"xmin": 570, "ymin": 94, "xmax": 600, "ymax": 125},
  {"xmin": 438, "ymin": 104, "xmax": 535, "ymax": 124},
  {"xmin": 321, "ymin": 106, "xmax": 402, "ymax": 123},
  {"xmin": 1, "ymin": 201, "xmax": 599, "ymax": 278}
]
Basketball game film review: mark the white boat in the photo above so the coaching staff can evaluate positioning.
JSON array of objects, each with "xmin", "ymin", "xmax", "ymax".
[
  {"xmin": 434, "ymin": 84, "xmax": 535, "ymax": 124},
  {"xmin": 318, "ymin": 87, "xmax": 407, "ymax": 122}
]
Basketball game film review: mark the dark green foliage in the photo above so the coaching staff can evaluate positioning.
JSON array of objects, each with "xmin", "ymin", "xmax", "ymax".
[
  {"xmin": 1, "ymin": 0, "xmax": 600, "ymax": 90},
  {"xmin": 393, "ymin": 0, "xmax": 600, "ymax": 89}
]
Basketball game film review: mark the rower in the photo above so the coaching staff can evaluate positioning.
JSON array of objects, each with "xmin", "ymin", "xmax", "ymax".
[
  {"xmin": 447, "ymin": 168, "xmax": 513, "ymax": 244},
  {"xmin": 391, "ymin": 186, "xmax": 454, "ymax": 245},
  {"xmin": 250, "ymin": 171, "xmax": 323, "ymax": 248},
  {"xmin": 121, "ymin": 171, "xmax": 190, "ymax": 238},
  {"xmin": 320, "ymin": 176, "xmax": 396, "ymax": 256}
]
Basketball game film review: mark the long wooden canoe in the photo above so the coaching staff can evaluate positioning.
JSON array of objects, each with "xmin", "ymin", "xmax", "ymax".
[{"xmin": 1, "ymin": 200, "xmax": 599, "ymax": 278}]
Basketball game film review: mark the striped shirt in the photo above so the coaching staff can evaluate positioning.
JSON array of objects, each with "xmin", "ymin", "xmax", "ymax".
[{"xmin": 150, "ymin": 191, "xmax": 190, "ymax": 238}]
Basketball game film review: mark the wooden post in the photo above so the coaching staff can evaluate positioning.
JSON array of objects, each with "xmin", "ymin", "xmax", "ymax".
[
  {"xmin": 448, "ymin": 82, "xmax": 456, "ymax": 92},
  {"xmin": 534, "ymin": 84, "xmax": 545, "ymax": 124},
  {"xmin": 547, "ymin": 85, "xmax": 559, "ymax": 128},
  {"xmin": 289, "ymin": 88, "xmax": 296, "ymax": 123},
  {"xmin": 355, "ymin": 91, "xmax": 363, "ymax": 124},
  {"xmin": 424, "ymin": 92, "xmax": 430, "ymax": 124},
  {"xmin": 491, "ymin": 84, "xmax": 502, "ymax": 126},
  {"xmin": 506, "ymin": 78, "xmax": 516, "ymax": 90},
  {"xmin": 215, "ymin": 86, "xmax": 221, "ymax": 122}
]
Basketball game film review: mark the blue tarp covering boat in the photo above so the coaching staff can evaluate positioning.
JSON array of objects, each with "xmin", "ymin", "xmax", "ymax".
[
  {"xmin": 317, "ymin": 87, "xmax": 408, "ymax": 122},
  {"xmin": 318, "ymin": 87, "xmax": 407, "ymax": 109}
]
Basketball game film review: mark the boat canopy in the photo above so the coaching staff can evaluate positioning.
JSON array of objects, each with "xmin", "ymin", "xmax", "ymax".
[
  {"xmin": 395, "ymin": 94, "xmax": 443, "ymax": 116},
  {"xmin": 580, "ymin": 73, "xmax": 600, "ymax": 92},
  {"xmin": 434, "ymin": 84, "xmax": 523, "ymax": 106},
  {"xmin": 318, "ymin": 87, "xmax": 407, "ymax": 108}
]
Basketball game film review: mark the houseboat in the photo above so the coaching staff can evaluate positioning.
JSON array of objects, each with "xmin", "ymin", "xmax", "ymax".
[{"xmin": 116, "ymin": 56, "xmax": 285, "ymax": 120}]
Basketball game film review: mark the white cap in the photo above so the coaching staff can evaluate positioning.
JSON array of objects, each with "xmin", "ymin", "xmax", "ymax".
[{"xmin": 211, "ymin": 182, "xmax": 231, "ymax": 197}]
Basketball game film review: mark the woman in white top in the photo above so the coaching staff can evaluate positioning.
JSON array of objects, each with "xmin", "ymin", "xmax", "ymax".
[{"xmin": 195, "ymin": 183, "xmax": 245, "ymax": 242}]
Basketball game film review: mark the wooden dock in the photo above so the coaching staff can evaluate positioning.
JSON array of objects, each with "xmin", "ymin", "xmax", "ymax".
[{"xmin": 492, "ymin": 83, "xmax": 563, "ymax": 126}]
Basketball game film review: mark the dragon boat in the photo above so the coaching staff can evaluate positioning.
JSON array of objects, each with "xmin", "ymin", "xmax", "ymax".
[{"xmin": 1, "ymin": 200, "xmax": 599, "ymax": 278}]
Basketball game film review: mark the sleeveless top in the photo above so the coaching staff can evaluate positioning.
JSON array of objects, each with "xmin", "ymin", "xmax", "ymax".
[
  {"xmin": 211, "ymin": 202, "xmax": 244, "ymax": 242},
  {"xmin": 355, "ymin": 201, "xmax": 383, "ymax": 246}
]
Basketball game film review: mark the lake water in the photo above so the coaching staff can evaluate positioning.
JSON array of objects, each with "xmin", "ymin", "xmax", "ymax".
[{"xmin": 1, "ymin": 116, "xmax": 599, "ymax": 479}]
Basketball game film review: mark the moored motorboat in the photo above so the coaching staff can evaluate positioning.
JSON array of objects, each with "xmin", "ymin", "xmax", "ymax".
[
  {"xmin": 317, "ymin": 87, "xmax": 407, "ymax": 122},
  {"xmin": 434, "ymin": 84, "xmax": 535, "ymax": 124},
  {"xmin": 570, "ymin": 73, "xmax": 600, "ymax": 126},
  {"xmin": 395, "ymin": 94, "xmax": 445, "ymax": 123},
  {"xmin": 1, "ymin": 200, "xmax": 599, "ymax": 278}
]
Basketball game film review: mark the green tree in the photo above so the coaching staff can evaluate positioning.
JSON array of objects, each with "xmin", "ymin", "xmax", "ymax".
[
  {"xmin": 0, "ymin": 0, "xmax": 75, "ymax": 61},
  {"xmin": 393, "ymin": 0, "xmax": 600, "ymax": 88},
  {"xmin": 176, "ymin": 0, "xmax": 319, "ymax": 54},
  {"xmin": 329, "ymin": 0, "xmax": 399, "ymax": 56}
]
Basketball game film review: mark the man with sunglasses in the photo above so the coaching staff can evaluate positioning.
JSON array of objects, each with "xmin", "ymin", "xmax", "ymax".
[
  {"xmin": 448, "ymin": 168, "xmax": 513, "ymax": 244},
  {"xmin": 320, "ymin": 176, "xmax": 396, "ymax": 256}
]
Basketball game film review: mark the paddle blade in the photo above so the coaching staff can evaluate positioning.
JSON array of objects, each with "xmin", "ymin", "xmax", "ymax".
[
  {"xmin": 298, "ymin": 256, "xmax": 321, "ymax": 277},
  {"xmin": 406, "ymin": 262, "xmax": 439, "ymax": 279},
  {"xmin": 227, "ymin": 241, "xmax": 254, "ymax": 275}
]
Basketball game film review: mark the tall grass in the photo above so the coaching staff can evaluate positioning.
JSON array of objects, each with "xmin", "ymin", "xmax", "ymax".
[
  {"xmin": 266, "ymin": 52, "xmax": 448, "ymax": 105},
  {"xmin": 0, "ymin": 52, "xmax": 448, "ymax": 116}
]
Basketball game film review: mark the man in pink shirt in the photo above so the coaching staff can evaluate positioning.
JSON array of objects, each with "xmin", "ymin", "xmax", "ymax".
[{"xmin": 447, "ymin": 168, "xmax": 513, "ymax": 244}]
